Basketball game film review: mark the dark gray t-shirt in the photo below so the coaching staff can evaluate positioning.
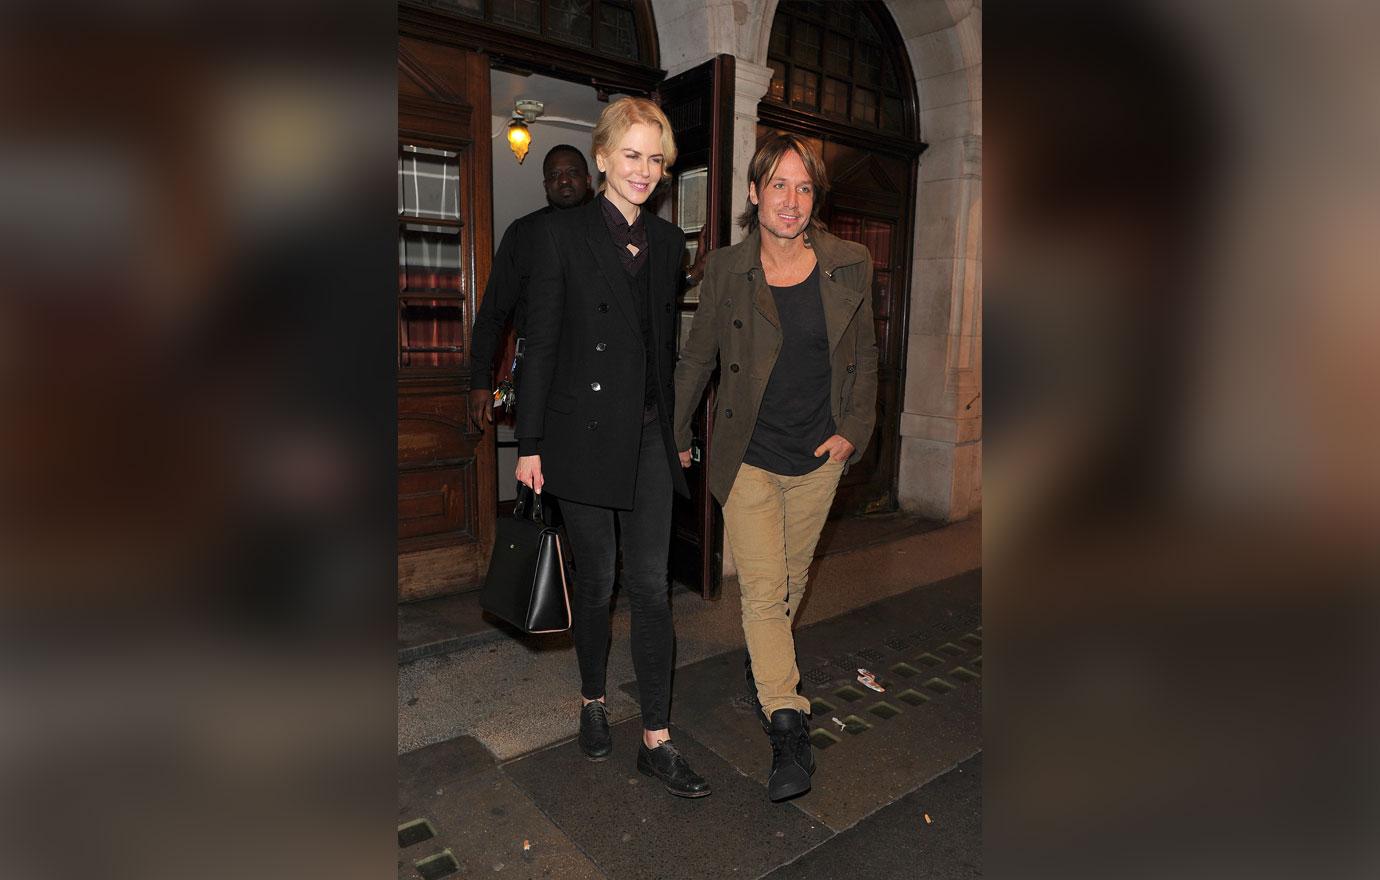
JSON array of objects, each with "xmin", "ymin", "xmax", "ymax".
[{"xmin": 743, "ymin": 263, "xmax": 836, "ymax": 476}]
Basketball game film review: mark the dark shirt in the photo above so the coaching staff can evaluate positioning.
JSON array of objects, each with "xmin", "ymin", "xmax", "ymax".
[
  {"xmin": 469, "ymin": 205, "xmax": 554, "ymax": 389},
  {"xmin": 598, "ymin": 193, "xmax": 648, "ymax": 276},
  {"xmin": 743, "ymin": 263, "xmax": 836, "ymax": 476},
  {"xmin": 596, "ymin": 193, "xmax": 656, "ymax": 409}
]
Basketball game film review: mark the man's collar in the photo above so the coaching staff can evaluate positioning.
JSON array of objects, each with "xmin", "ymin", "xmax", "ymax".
[{"xmin": 725, "ymin": 225, "xmax": 864, "ymax": 276}]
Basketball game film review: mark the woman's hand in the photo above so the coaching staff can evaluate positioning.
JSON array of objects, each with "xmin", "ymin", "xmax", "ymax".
[
  {"xmin": 813, "ymin": 434, "xmax": 856, "ymax": 463},
  {"xmin": 516, "ymin": 455, "xmax": 545, "ymax": 494},
  {"xmin": 679, "ymin": 449, "xmax": 692, "ymax": 469}
]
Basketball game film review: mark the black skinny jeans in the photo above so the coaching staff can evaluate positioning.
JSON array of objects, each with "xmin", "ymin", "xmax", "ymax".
[{"xmin": 558, "ymin": 413, "xmax": 674, "ymax": 731}]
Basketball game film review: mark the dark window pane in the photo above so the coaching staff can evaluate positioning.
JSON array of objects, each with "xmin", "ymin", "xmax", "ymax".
[
  {"xmin": 768, "ymin": 60, "xmax": 787, "ymax": 102},
  {"xmin": 851, "ymin": 87, "xmax": 877, "ymax": 125},
  {"xmin": 883, "ymin": 58, "xmax": 900, "ymax": 91},
  {"xmin": 797, "ymin": 0, "xmax": 826, "ymax": 21},
  {"xmin": 822, "ymin": 77, "xmax": 848, "ymax": 116},
  {"xmin": 790, "ymin": 68, "xmax": 819, "ymax": 109},
  {"xmin": 824, "ymin": 31, "xmax": 851, "ymax": 76},
  {"xmin": 549, "ymin": 0, "xmax": 592, "ymax": 48},
  {"xmin": 881, "ymin": 95, "xmax": 903, "ymax": 132},
  {"xmin": 769, "ymin": 15, "xmax": 790, "ymax": 57},
  {"xmin": 598, "ymin": 3, "xmax": 638, "ymax": 58},
  {"xmin": 856, "ymin": 42, "xmax": 880, "ymax": 85},
  {"xmin": 433, "ymin": 0, "xmax": 483, "ymax": 17},
  {"xmin": 827, "ymin": 3, "xmax": 852, "ymax": 33},
  {"xmin": 491, "ymin": 0, "xmax": 539, "ymax": 32},
  {"xmin": 856, "ymin": 13, "xmax": 880, "ymax": 45},
  {"xmin": 792, "ymin": 21, "xmax": 821, "ymax": 66}
]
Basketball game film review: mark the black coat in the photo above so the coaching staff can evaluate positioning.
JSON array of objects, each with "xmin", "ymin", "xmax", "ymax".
[
  {"xmin": 468, "ymin": 205, "xmax": 553, "ymax": 390},
  {"xmin": 516, "ymin": 198, "xmax": 690, "ymax": 509}
]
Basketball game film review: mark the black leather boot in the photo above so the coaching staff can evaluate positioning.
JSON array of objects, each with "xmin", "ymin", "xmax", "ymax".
[
  {"xmin": 745, "ymin": 653, "xmax": 770, "ymax": 732},
  {"xmin": 578, "ymin": 700, "xmax": 612, "ymax": 761},
  {"xmin": 766, "ymin": 708, "xmax": 815, "ymax": 802}
]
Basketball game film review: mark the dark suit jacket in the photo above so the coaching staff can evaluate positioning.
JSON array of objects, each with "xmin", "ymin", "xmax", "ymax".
[
  {"xmin": 468, "ymin": 205, "xmax": 553, "ymax": 390},
  {"xmin": 516, "ymin": 198, "xmax": 691, "ymax": 509}
]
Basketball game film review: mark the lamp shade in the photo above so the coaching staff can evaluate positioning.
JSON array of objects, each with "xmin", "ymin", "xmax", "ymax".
[{"xmin": 507, "ymin": 119, "xmax": 531, "ymax": 164}]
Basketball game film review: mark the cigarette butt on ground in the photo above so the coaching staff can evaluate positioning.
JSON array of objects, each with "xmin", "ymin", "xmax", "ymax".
[
  {"xmin": 523, "ymin": 840, "xmax": 531, "ymax": 851},
  {"xmin": 924, "ymin": 813, "xmax": 932, "ymax": 824}
]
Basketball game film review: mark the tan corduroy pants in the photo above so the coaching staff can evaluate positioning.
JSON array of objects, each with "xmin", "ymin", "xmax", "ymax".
[{"xmin": 721, "ymin": 458, "xmax": 845, "ymax": 717}]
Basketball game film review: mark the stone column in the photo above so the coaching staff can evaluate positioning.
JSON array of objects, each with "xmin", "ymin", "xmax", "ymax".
[
  {"xmin": 897, "ymin": 13, "xmax": 982, "ymax": 522},
  {"xmin": 729, "ymin": 60, "xmax": 774, "ymax": 245}
]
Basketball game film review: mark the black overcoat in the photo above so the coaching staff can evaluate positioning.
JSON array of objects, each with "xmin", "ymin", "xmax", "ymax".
[{"xmin": 515, "ymin": 198, "xmax": 691, "ymax": 509}]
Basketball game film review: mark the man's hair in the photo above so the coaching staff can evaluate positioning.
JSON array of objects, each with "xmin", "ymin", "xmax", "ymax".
[
  {"xmin": 590, "ymin": 97, "xmax": 677, "ymax": 186},
  {"xmin": 737, "ymin": 131, "xmax": 830, "ymax": 233},
  {"xmin": 542, "ymin": 144, "xmax": 588, "ymax": 174}
]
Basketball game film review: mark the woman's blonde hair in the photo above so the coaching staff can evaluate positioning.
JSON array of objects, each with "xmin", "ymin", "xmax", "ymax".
[{"xmin": 590, "ymin": 96, "xmax": 678, "ymax": 185}]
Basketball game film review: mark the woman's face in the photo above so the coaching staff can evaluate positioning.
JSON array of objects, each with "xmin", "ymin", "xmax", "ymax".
[{"xmin": 596, "ymin": 122, "xmax": 665, "ymax": 216}]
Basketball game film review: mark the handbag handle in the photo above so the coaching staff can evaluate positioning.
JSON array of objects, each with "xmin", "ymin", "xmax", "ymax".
[{"xmin": 512, "ymin": 483, "xmax": 547, "ymax": 525}]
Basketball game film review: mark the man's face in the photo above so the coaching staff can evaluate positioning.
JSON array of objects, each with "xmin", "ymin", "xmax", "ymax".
[
  {"xmin": 750, "ymin": 149, "xmax": 815, "ymax": 242},
  {"xmin": 543, "ymin": 151, "xmax": 590, "ymax": 209}
]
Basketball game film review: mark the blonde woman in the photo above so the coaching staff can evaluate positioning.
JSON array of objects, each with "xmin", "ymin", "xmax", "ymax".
[{"xmin": 515, "ymin": 98, "xmax": 709, "ymax": 798}]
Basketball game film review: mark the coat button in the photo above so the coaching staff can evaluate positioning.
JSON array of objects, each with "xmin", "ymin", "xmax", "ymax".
[
  {"xmin": 595, "ymin": 342, "xmax": 607, "ymax": 352},
  {"xmin": 586, "ymin": 419, "xmax": 598, "ymax": 430},
  {"xmin": 846, "ymin": 363, "xmax": 856, "ymax": 373},
  {"xmin": 733, "ymin": 319, "xmax": 743, "ymax": 329},
  {"xmin": 724, "ymin": 408, "xmax": 734, "ymax": 418},
  {"xmin": 590, "ymin": 382, "xmax": 602, "ymax": 391},
  {"xmin": 597, "ymin": 302, "xmax": 609, "ymax": 313},
  {"xmin": 729, "ymin": 363, "xmax": 740, "ymax": 373}
]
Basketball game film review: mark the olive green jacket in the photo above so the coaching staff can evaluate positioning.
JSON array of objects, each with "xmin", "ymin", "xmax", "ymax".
[{"xmin": 673, "ymin": 226, "xmax": 879, "ymax": 504}]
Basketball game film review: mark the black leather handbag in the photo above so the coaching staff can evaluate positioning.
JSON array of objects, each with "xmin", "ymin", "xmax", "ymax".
[{"xmin": 480, "ymin": 486, "xmax": 572, "ymax": 634}]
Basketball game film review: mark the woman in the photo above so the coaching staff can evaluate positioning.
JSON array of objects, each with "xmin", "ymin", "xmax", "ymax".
[
  {"xmin": 672, "ymin": 133, "xmax": 879, "ymax": 802},
  {"xmin": 514, "ymin": 98, "xmax": 709, "ymax": 798}
]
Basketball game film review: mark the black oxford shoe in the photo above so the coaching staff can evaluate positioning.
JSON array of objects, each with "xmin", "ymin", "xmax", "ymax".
[
  {"xmin": 636, "ymin": 741, "xmax": 712, "ymax": 798},
  {"xmin": 579, "ymin": 701, "xmax": 612, "ymax": 761}
]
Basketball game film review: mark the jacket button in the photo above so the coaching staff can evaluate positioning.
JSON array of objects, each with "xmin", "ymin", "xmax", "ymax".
[
  {"xmin": 733, "ymin": 319, "xmax": 743, "ymax": 328},
  {"xmin": 846, "ymin": 363, "xmax": 856, "ymax": 373},
  {"xmin": 590, "ymin": 381, "xmax": 602, "ymax": 391},
  {"xmin": 729, "ymin": 363, "xmax": 740, "ymax": 373},
  {"xmin": 597, "ymin": 302, "xmax": 609, "ymax": 313},
  {"xmin": 595, "ymin": 342, "xmax": 607, "ymax": 352},
  {"xmin": 586, "ymin": 419, "xmax": 598, "ymax": 430},
  {"xmin": 724, "ymin": 408, "xmax": 734, "ymax": 418}
]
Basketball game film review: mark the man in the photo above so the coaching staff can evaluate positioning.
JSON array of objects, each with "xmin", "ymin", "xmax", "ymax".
[
  {"xmin": 467, "ymin": 145, "xmax": 593, "ymax": 429},
  {"xmin": 673, "ymin": 133, "xmax": 879, "ymax": 802}
]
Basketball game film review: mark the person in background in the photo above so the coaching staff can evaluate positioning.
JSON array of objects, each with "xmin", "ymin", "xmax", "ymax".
[
  {"xmin": 673, "ymin": 132, "xmax": 879, "ymax": 802},
  {"xmin": 515, "ymin": 98, "xmax": 710, "ymax": 799},
  {"xmin": 467, "ymin": 145, "xmax": 592, "ymax": 430}
]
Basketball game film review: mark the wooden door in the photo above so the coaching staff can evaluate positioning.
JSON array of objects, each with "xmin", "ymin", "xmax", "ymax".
[
  {"xmin": 396, "ymin": 39, "xmax": 496, "ymax": 601},
  {"xmin": 657, "ymin": 55, "xmax": 735, "ymax": 599},
  {"xmin": 822, "ymin": 144, "xmax": 915, "ymax": 515}
]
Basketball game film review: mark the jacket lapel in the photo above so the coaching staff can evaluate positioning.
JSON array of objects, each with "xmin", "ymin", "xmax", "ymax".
[
  {"xmin": 820, "ymin": 269, "xmax": 865, "ymax": 354},
  {"xmin": 583, "ymin": 202, "xmax": 639, "ymax": 337}
]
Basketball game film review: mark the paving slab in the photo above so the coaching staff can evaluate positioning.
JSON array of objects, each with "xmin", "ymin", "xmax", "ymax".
[
  {"xmin": 764, "ymin": 755, "xmax": 982, "ymax": 879},
  {"xmin": 398, "ymin": 736, "xmax": 601, "ymax": 880},
  {"xmin": 623, "ymin": 572, "xmax": 982, "ymax": 832},
  {"xmin": 503, "ymin": 718, "xmax": 832, "ymax": 880}
]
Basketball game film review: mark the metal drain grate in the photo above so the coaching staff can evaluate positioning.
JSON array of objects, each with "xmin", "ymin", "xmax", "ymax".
[
  {"xmin": 398, "ymin": 819, "xmax": 435, "ymax": 848},
  {"xmin": 803, "ymin": 667, "xmax": 834, "ymax": 686},
  {"xmin": 415, "ymin": 851, "xmax": 459, "ymax": 880}
]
